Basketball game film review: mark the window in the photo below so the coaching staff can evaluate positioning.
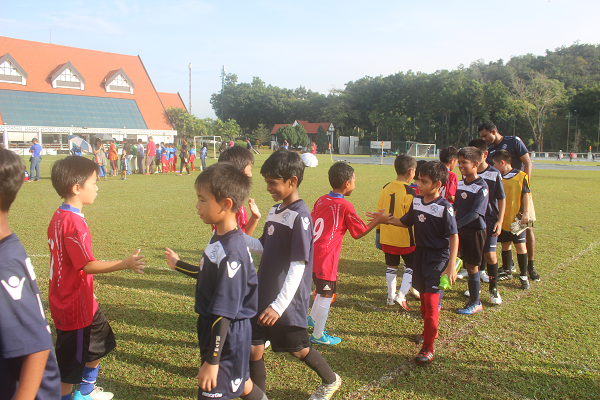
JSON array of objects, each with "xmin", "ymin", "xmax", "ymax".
[
  {"xmin": 51, "ymin": 62, "xmax": 85, "ymax": 90},
  {"xmin": 0, "ymin": 54, "xmax": 27, "ymax": 85},
  {"xmin": 104, "ymin": 69, "xmax": 135, "ymax": 94}
]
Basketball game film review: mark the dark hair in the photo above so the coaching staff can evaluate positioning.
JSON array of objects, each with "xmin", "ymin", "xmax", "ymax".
[
  {"xmin": 414, "ymin": 160, "xmax": 427, "ymax": 180},
  {"xmin": 439, "ymin": 146, "xmax": 458, "ymax": 164},
  {"xmin": 219, "ymin": 145, "xmax": 254, "ymax": 171},
  {"xmin": 94, "ymin": 138, "xmax": 101, "ymax": 147},
  {"xmin": 260, "ymin": 149, "xmax": 305, "ymax": 186},
  {"xmin": 491, "ymin": 149, "xmax": 512, "ymax": 165},
  {"xmin": 51, "ymin": 156, "xmax": 99, "ymax": 199},
  {"xmin": 394, "ymin": 154, "xmax": 417, "ymax": 176},
  {"xmin": 468, "ymin": 138, "xmax": 488, "ymax": 152},
  {"xmin": 328, "ymin": 162, "xmax": 354, "ymax": 189},
  {"xmin": 478, "ymin": 121, "xmax": 498, "ymax": 133},
  {"xmin": 457, "ymin": 147, "xmax": 483, "ymax": 163},
  {"xmin": 195, "ymin": 162, "xmax": 250, "ymax": 212},
  {"xmin": 419, "ymin": 161, "xmax": 448, "ymax": 185},
  {"xmin": 0, "ymin": 149, "xmax": 25, "ymax": 212},
  {"xmin": 202, "ymin": 142, "xmax": 208, "ymax": 148}
]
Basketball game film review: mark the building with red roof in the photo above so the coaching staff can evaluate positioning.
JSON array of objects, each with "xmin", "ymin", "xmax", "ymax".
[
  {"xmin": 271, "ymin": 120, "xmax": 334, "ymax": 146},
  {"xmin": 0, "ymin": 36, "xmax": 187, "ymax": 153}
]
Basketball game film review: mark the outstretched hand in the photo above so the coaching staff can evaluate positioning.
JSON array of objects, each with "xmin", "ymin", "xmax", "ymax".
[
  {"xmin": 366, "ymin": 209, "xmax": 391, "ymax": 224},
  {"xmin": 248, "ymin": 198, "xmax": 261, "ymax": 219},
  {"xmin": 127, "ymin": 249, "xmax": 145, "ymax": 274},
  {"xmin": 164, "ymin": 247, "xmax": 180, "ymax": 270}
]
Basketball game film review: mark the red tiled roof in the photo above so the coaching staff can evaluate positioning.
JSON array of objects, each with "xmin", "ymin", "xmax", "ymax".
[
  {"xmin": 158, "ymin": 92, "xmax": 187, "ymax": 112},
  {"xmin": 0, "ymin": 36, "xmax": 175, "ymax": 130},
  {"xmin": 271, "ymin": 121, "xmax": 332, "ymax": 135},
  {"xmin": 271, "ymin": 123, "xmax": 291, "ymax": 134}
]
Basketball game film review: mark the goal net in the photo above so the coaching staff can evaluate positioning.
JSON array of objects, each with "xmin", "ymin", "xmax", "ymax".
[
  {"xmin": 194, "ymin": 136, "xmax": 222, "ymax": 159},
  {"xmin": 407, "ymin": 143, "xmax": 436, "ymax": 158}
]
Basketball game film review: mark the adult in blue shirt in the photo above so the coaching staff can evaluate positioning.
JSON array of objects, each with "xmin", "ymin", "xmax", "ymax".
[{"xmin": 29, "ymin": 137, "xmax": 42, "ymax": 181}]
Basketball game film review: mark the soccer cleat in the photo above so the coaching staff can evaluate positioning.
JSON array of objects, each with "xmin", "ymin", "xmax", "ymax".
[
  {"xmin": 464, "ymin": 289, "xmax": 481, "ymax": 297},
  {"xmin": 310, "ymin": 332, "xmax": 342, "ymax": 346},
  {"xmin": 479, "ymin": 270, "xmax": 490, "ymax": 283},
  {"xmin": 456, "ymin": 301, "xmax": 483, "ymax": 315},
  {"xmin": 394, "ymin": 293, "xmax": 410, "ymax": 311},
  {"xmin": 308, "ymin": 373, "xmax": 342, "ymax": 399},
  {"xmin": 490, "ymin": 289, "xmax": 502, "ymax": 305},
  {"xmin": 519, "ymin": 276, "xmax": 530, "ymax": 290},
  {"xmin": 511, "ymin": 262, "xmax": 516, "ymax": 273},
  {"xmin": 408, "ymin": 287, "xmax": 420, "ymax": 300},
  {"xmin": 528, "ymin": 266, "xmax": 540, "ymax": 282},
  {"xmin": 264, "ymin": 340, "xmax": 271, "ymax": 350},
  {"xmin": 414, "ymin": 346, "xmax": 434, "ymax": 364},
  {"xmin": 498, "ymin": 269, "xmax": 513, "ymax": 281},
  {"xmin": 74, "ymin": 387, "xmax": 114, "ymax": 400},
  {"xmin": 307, "ymin": 315, "xmax": 315, "ymax": 330},
  {"xmin": 456, "ymin": 269, "xmax": 469, "ymax": 279},
  {"xmin": 386, "ymin": 297, "xmax": 395, "ymax": 306}
]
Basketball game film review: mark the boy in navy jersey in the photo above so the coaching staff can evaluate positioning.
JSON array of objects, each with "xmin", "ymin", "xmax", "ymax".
[
  {"xmin": 468, "ymin": 139, "xmax": 506, "ymax": 304},
  {"xmin": 377, "ymin": 161, "xmax": 458, "ymax": 364},
  {"xmin": 167, "ymin": 162, "xmax": 267, "ymax": 400},
  {"xmin": 244, "ymin": 150, "xmax": 341, "ymax": 400},
  {"xmin": 453, "ymin": 147, "xmax": 489, "ymax": 315},
  {"xmin": 309, "ymin": 162, "xmax": 387, "ymax": 345},
  {"xmin": 1, "ymin": 148, "xmax": 61, "ymax": 399}
]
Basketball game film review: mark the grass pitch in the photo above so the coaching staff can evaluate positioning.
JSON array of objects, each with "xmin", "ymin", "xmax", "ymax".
[{"xmin": 9, "ymin": 154, "xmax": 600, "ymax": 399}]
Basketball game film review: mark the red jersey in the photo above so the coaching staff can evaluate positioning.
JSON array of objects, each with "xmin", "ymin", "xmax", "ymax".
[
  {"xmin": 47, "ymin": 204, "xmax": 97, "ymax": 331},
  {"xmin": 440, "ymin": 170, "xmax": 457, "ymax": 204},
  {"xmin": 311, "ymin": 193, "xmax": 368, "ymax": 281},
  {"xmin": 213, "ymin": 204, "xmax": 249, "ymax": 233}
]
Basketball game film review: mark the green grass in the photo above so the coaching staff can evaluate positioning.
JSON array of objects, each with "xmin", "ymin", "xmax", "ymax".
[{"xmin": 9, "ymin": 154, "xmax": 600, "ymax": 399}]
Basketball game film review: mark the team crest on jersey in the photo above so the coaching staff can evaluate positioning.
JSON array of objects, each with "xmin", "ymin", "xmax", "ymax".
[
  {"xmin": 281, "ymin": 212, "xmax": 291, "ymax": 224},
  {"xmin": 267, "ymin": 225, "xmax": 275, "ymax": 235},
  {"xmin": 461, "ymin": 192, "xmax": 468, "ymax": 199},
  {"xmin": 418, "ymin": 214, "xmax": 426, "ymax": 222},
  {"xmin": 199, "ymin": 258, "xmax": 204, "ymax": 271}
]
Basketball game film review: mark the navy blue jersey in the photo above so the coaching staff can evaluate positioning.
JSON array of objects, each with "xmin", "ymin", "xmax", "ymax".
[
  {"xmin": 258, "ymin": 199, "xmax": 313, "ymax": 328},
  {"xmin": 195, "ymin": 228, "xmax": 258, "ymax": 321},
  {"xmin": 0, "ymin": 234, "xmax": 61, "ymax": 399},
  {"xmin": 400, "ymin": 195, "xmax": 458, "ymax": 250},
  {"xmin": 454, "ymin": 177, "xmax": 489, "ymax": 230},
  {"xmin": 479, "ymin": 164, "xmax": 506, "ymax": 223},
  {"xmin": 486, "ymin": 135, "xmax": 529, "ymax": 171}
]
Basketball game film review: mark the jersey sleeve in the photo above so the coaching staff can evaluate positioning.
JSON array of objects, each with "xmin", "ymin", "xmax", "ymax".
[
  {"xmin": 447, "ymin": 173, "xmax": 458, "ymax": 196},
  {"xmin": 64, "ymin": 218, "xmax": 96, "ymax": 270},
  {"xmin": 399, "ymin": 201, "xmax": 415, "ymax": 227},
  {"xmin": 445, "ymin": 204, "xmax": 458, "ymax": 236},
  {"xmin": 473, "ymin": 184, "xmax": 489, "ymax": 217},
  {"xmin": 290, "ymin": 212, "xmax": 312, "ymax": 263},
  {"xmin": 207, "ymin": 256, "xmax": 246, "ymax": 319},
  {"xmin": 495, "ymin": 174, "xmax": 506, "ymax": 200},
  {"xmin": 514, "ymin": 137, "xmax": 529, "ymax": 158},
  {"xmin": 522, "ymin": 174, "xmax": 531, "ymax": 195},
  {"xmin": 344, "ymin": 203, "xmax": 368, "ymax": 238}
]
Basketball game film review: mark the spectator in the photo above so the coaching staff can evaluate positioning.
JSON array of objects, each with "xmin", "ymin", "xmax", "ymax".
[
  {"xmin": 137, "ymin": 139, "xmax": 144, "ymax": 174},
  {"xmin": 28, "ymin": 137, "xmax": 42, "ymax": 182},
  {"xmin": 93, "ymin": 138, "xmax": 108, "ymax": 181}
]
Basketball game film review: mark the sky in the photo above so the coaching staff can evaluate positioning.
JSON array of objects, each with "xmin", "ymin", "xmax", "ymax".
[{"xmin": 1, "ymin": 0, "xmax": 599, "ymax": 119}]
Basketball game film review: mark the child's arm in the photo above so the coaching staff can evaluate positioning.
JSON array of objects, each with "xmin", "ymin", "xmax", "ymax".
[
  {"xmin": 14, "ymin": 349, "xmax": 50, "ymax": 400},
  {"xmin": 164, "ymin": 247, "xmax": 199, "ymax": 278},
  {"xmin": 82, "ymin": 249, "xmax": 144, "ymax": 274},
  {"xmin": 441, "ymin": 233, "xmax": 459, "ymax": 285},
  {"xmin": 244, "ymin": 234, "xmax": 264, "ymax": 255},
  {"xmin": 493, "ymin": 198, "xmax": 506, "ymax": 236},
  {"xmin": 521, "ymin": 192, "xmax": 530, "ymax": 224},
  {"xmin": 243, "ymin": 198, "xmax": 261, "ymax": 236},
  {"xmin": 197, "ymin": 316, "xmax": 230, "ymax": 392},
  {"xmin": 258, "ymin": 261, "xmax": 305, "ymax": 326},
  {"xmin": 352, "ymin": 209, "xmax": 388, "ymax": 240}
]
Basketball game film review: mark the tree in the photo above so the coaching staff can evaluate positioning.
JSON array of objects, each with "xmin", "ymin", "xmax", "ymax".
[
  {"xmin": 294, "ymin": 124, "xmax": 309, "ymax": 149},
  {"xmin": 316, "ymin": 124, "xmax": 328, "ymax": 153},
  {"xmin": 276, "ymin": 125, "xmax": 297, "ymax": 147},
  {"xmin": 253, "ymin": 123, "xmax": 272, "ymax": 145}
]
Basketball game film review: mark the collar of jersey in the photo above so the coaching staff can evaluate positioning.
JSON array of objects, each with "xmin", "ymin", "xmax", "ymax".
[
  {"xmin": 327, "ymin": 191, "xmax": 344, "ymax": 199},
  {"xmin": 60, "ymin": 203, "xmax": 81, "ymax": 214},
  {"xmin": 276, "ymin": 199, "xmax": 302, "ymax": 212}
]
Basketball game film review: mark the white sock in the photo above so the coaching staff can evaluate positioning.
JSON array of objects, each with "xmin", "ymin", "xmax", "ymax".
[
  {"xmin": 309, "ymin": 294, "xmax": 319, "ymax": 320},
  {"xmin": 398, "ymin": 268, "xmax": 413, "ymax": 299},
  {"xmin": 312, "ymin": 296, "xmax": 332, "ymax": 338},
  {"xmin": 386, "ymin": 268, "xmax": 397, "ymax": 299}
]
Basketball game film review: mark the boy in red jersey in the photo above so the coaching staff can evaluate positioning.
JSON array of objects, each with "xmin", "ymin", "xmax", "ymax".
[
  {"xmin": 308, "ymin": 162, "xmax": 388, "ymax": 345},
  {"xmin": 48, "ymin": 156, "xmax": 144, "ymax": 400},
  {"xmin": 439, "ymin": 146, "xmax": 458, "ymax": 204}
]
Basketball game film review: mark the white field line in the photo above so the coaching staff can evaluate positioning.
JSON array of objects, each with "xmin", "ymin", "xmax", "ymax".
[{"xmin": 344, "ymin": 240, "xmax": 600, "ymax": 400}]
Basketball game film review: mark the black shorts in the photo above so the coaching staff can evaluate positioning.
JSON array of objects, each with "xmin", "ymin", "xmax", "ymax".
[
  {"xmin": 55, "ymin": 308, "xmax": 116, "ymax": 384},
  {"xmin": 483, "ymin": 222, "xmax": 498, "ymax": 254},
  {"xmin": 412, "ymin": 246, "xmax": 449, "ymax": 294},
  {"xmin": 313, "ymin": 273, "xmax": 337, "ymax": 295},
  {"xmin": 458, "ymin": 227, "xmax": 486, "ymax": 266},
  {"xmin": 251, "ymin": 320, "xmax": 310, "ymax": 353},
  {"xmin": 384, "ymin": 252, "xmax": 414, "ymax": 269},
  {"xmin": 498, "ymin": 229, "xmax": 526, "ymax": 244}
]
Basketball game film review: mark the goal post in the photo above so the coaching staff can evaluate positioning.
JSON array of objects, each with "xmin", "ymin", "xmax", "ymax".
[
  {"xmin": 194, "ymin": 136, "xmax": 222, "ymax": 159},
  {"xmin": 407, "ymin": 143, "xmax": 437, "ymax": 158}
]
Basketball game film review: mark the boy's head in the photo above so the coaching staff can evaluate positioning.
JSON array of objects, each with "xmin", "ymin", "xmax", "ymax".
[
  {"xmin": 478, "ymin": 121, "xmax": 499, "ymax": 146},
  {"xmin": 413, "ymin": 160, "xmax": 427, "ymax": 183},
  {"xmin": 394, "ymin": 154, "xmax": 417, "ymax": 178},
  {"xmin": 51, "ymin": 156, "xmax": 99, "ymax": 201},
  {"xmin": 138, "ymin": 139, "xmax": 142, "ymax": 144},
  {"xmin": 0, "ymin": 148, "xmax": 25, "ymax": 212},
  {"xmin": 219, "ymin": 146, "xmax": 255, "ymax": 177},
  {"xmin": 32, "ymin": 137, "xmax": 38, "ymax": 144},
  {"xmin": 260, "ymin": 149, "xmax": 305, "ymax": 187},
  {"xmin": 194, "ymin": 162, "xmax": 250, "ymax": 223},
  {"xmin": 492, "ymin": 149, "xmax": 512, "ymax": 173},
  {"xmin": 468, "ymin": 138, "xmax": 488, "ymax": 163},
  {"xmin": 328, "ymin": 162, "xmax": 355, "ymax": 195},
  {"xmin": 439, "ymin": 146, "xmax": 458, "ymax": 167},
  {"xmin": 418, "ymin": 161, "xmax": 448, "ymax": 196},
  {"xmin": 457, "ymin": 147, "xmax": 482, "ymax": 178}
]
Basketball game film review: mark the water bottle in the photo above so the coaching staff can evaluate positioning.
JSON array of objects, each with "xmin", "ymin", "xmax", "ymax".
[{"xmin": 439, "ymin": 257, "xmax": 463, "ymax": 290}]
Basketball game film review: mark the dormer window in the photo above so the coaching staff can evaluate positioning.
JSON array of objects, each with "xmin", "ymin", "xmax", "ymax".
[
  {"xmin": 0, "ymin": 54, "xmax": 27, "ymax": 85},
  {"xmin": 104, "ymin": 69, "xmax": 134, "ymax": 94},
  {"xmin": 51, "ymin": 62, "xmax": 85, "ymax": 90}
]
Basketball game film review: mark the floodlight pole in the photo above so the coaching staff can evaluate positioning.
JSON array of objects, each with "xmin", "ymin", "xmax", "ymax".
[
  {"xmin": 189, "ymin": 63, "xmax": 192, "ymax": 115},
  {"xmin": 221, "ymin": 65, "xmax": 225, "ymax": 121},
  {"xmin": 567, "ymin": 112, "xmax": 570, "ymax": 152}
]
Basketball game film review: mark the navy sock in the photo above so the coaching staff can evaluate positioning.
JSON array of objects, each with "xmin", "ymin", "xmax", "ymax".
[
  {"xmin": 501, "ymin": 250, "xmax": 512, "ymax": 272},
  {"xmin": 301, "ymin": 347, "xmax": 336, "ymax": 384},
  {"xmin": 488, "ymin": 263, "xmax": 498, "ymax": 291},
  {"xmin": 468, "ymin": 273, "xmax": 481, "ymax": 304},
  {"xmin": 438, "ymin": 290, "xmax": 444, "ymax": 308},
  {"xmin": 517, "ymin": 253, "xmax": 528, "ymax": 277},
  {"xmin": 241, "ymin": 382, "xmax": 268, "ymax": 400},
  {"xmin": 62, "ymin": 395, "xmax": 71, "ymax": 400},
  {"xmin": 249, "ymin": 358, "xmax": 267, "ymax": 393},
  {"xmin": 80, "ymin": 366, "xmax": 99, "ymax": 395}
]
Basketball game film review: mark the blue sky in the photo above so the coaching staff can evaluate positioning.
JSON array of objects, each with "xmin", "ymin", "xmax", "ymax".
[{"xmin": 2, "ymin": 0, "xmax": 599, "ymax": 119}]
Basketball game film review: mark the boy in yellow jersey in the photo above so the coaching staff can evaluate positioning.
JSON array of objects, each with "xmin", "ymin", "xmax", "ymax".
[
  {"xmin": 376, "ymin": 154, "xmax": 417, "ymax": 310},
  {"xmin": 492, "ymin": 150, "xmax": 540, "ymax": 289}
]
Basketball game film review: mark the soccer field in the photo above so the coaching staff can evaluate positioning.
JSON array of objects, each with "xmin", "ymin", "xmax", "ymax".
[{"xmin": 9, "ymin": 154, "xmax": 600, "ymax": 400}]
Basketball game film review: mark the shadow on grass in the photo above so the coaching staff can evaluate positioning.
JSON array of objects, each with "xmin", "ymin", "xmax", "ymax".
[{"xmin": 96, "ymin": 268, "xmax": 196, "ymax": 297}]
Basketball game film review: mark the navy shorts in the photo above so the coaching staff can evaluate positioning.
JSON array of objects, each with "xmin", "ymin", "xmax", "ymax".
[
  {"xmin": 313, "ymin": 273, "xmax": 337, "ymax": 295},
  {"xmin": 198, "ymin": 316, "xmax": 250, "ymax": 400},
  {"xmin": 498, "ymin": 229, "xmax": 526, "ymax": 244},
  {"xmin": 458, "ymin": 227, "xmax": 486, "ymax": 266},
  {"xmin": 412, "ymin": 246, "xmax": 449, "ymax": 294},
  {"xmin": 384, "ymin": 252, "xmax": 414, "ymax": 269},
  {"xmin": 251, "ymin": 320, "xmax": 311, "ymax": 353},
  {"xmin": 483, "ymin": 222, "xmax": 498, "ymax": 253}
]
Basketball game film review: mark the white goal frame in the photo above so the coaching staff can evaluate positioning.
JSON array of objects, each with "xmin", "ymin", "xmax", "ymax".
[
  {"xmin": 194, "ymin": 136, "xmax": 222, "ymax": 159},
  {"xmin": 407, "ymin": 143, "xmax": 436, "ymax": 158}
]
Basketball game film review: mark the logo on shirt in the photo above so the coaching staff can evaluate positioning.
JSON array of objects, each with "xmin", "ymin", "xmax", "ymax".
[
  {"xmin": 1, "ymin": 276, "xmax": 26, "ymax": 300},
  {"xmin": 430, "ymin": 204, "xmax": 439, "ymax": 214},
  {"xmin": 461, "ymin": 192, "xmax": 468, "ymax": 199},
  {"xmin": 502, "ymin": 144, "xmax": 507, "ymax": 149},
  {"xmin": 448, "ymin": 206, "xmax": 455, "ymax": 217},
  {"xmin": 418, "ymin": 214, "xmax": 426, "ymax": 223},
  {"xmin": 231, "ymin": 378, "xmax": 242, "ymax": 392},
  {"xmin": 267, "ymin": 225, "xmax": 275, "ymax": 235},
  {"xmin": 302, "ymin": 217, "xmax": 310, "ymax": 231},
  {"xmin": 227, "ymin": 261, "xmax": 241, "ymax": 278},
  {"xmin": 482, "ymin": 189, "xmax": 488, "ymax": 197},
  {"xmin": 281, "ymin": 212, "xmax": 291, "ymax": 224}
]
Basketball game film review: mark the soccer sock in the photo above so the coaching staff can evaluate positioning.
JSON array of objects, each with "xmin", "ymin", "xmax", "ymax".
[
  {"xmin": 241, "ymin": 382, "xmax": 268, "ymax": 400},
  {"xmin": 249, "ymin": 358, "xmax": 267, "ymax": 393},
  {"xmin": 488, "ymin": 262, "xmax": 498, "ymax": 291},
  {"xmin": 528, "ymin": 259, "xmax": 535, "ymax": 269},
  {"xmin": 386, "ymin": 267, "xmax": 397, "ymax": 299},
  {"xmin": 468, "ymin": 273, "xmax": 481, "ymax": 304},
  {"xmin": 301, "ymin": 347, "xmax": 337, "ymax": 384},
  {"xmin": 501, "ymin": 250, "xmax": 512, "ymax": 273},
  {"xmin": 517, "ymin": 253, "xmax": 528, "ymax": 277},
  {"xmin": 79, "ymin": 366, "xmax": 99, "ymax": 395},
  {"xmin": 419, "ymin": 296, "xmax": 426, "ymax": 319},
  {"xmin": 480, "ymin": 259, "xmax": 487, "ymax": 275},
  {"xmin": 62, "ymin": 395, "xmax": 72, "ymax": 400},
  {"xmin": 422, "ymin": 292, "xmax": 440, "ymax": 348},
  {"xmin": 312, "ymin": 296, "xmax": 332, "ymax": 338},
  {"xmin": 398, "ymin": 268, "xmax": 413, "ymax": 299}
]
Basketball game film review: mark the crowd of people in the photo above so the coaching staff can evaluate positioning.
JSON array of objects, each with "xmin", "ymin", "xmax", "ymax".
[{"xmin": 1, "ymin": 121, "xmax": 538, "ymax": 400}]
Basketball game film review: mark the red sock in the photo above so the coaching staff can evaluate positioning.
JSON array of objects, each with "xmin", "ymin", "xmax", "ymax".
[{"xmin": 423, "ymin": 292, "xmax": 440, "ymax": 348}]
